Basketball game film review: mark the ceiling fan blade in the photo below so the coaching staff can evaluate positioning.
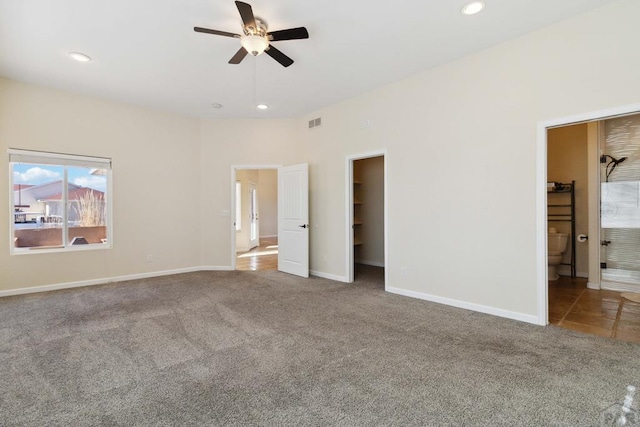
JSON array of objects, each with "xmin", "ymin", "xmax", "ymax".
[
  {"xmin": 194, "ymin": 27, "xmax": 240, "ymax": 38},
  {"xmin": 228, "ymin": 47, "xmax": 248, "ymax": 64},
  {"xmin": 268, "ymin": 27, "xmax": 309, "ymax": 41},
  {"xmin": 265, "ymin": 45, "xmax": 294, "ymax": 67},
  {"xmin": 235, "ymin": 1, "xmax": 256, "ymax": 30}
]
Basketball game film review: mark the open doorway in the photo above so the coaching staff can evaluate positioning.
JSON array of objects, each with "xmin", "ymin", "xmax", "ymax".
[
  {"xmin": 542, "ymin": 108, "xmax": 640, "ymax": 344},
  {"xmin": 233, "ymin": 167, "xmax": 279, "ymax": 271},
  {"xmin": 347, "ymin": 152, "xmax": 387, "ymax": 288}
]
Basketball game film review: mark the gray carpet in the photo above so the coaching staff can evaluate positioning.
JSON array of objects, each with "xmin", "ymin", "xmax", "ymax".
[{"xmin": 1, "ymin": 265, "xmax": 638, "ymax": 426}]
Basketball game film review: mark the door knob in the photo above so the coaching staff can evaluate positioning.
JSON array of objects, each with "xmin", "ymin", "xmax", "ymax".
[
  {"xmin": 601, "ymin": 240, "xmax": 611, "ymax": 246},
  {"xmin": 298, "ymin": 224, "xmax": 308, "ymax": 228}
]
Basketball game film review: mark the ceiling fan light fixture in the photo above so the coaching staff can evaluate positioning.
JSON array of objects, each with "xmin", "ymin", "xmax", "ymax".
[
  {"xmin": 462, "ymin": 1, "xmax": 485, "ymax": 15},
  {"xmin": 256, "ymin": 104, "xmax": 269, "ymax": 110},
  {"xmin": 241, "ymin": 35, "xmax": 268, "ymax": 56}
]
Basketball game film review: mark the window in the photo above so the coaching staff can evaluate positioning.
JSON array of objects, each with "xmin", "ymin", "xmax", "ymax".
[
  {"xmin": 9, "ymin": 149, "xmax": 112, "ymax": 254},
  {"xmin": 235, "ymin": 181, "xmax": 242, "ymax": 231}
]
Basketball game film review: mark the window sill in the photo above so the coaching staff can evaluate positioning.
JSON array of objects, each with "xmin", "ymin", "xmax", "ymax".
[{"xmin": 11, "ymin": 243, "xmax": 111, "ymax": 256}]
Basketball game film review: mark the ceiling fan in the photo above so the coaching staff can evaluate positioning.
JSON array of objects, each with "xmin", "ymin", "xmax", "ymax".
[{"xmin": 194, "ymin": 1, "xmax": 309, "ymax": 68}]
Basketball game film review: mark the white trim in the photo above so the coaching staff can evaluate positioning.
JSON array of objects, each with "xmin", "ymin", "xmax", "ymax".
[
  {"xmin": 536, "ymin": 102, "xmax": 640, "ymax": 326},
  {"xmin": 0, "ymin": 266, "xmax": 236, "ymax": 298},
  {"xmin": 587, "ymin": 281, "xmax": 600, "ymax": 290},
  {"xmin": 230, "ymin": 165, "xmax": 281, "ymax": 271},
  {"xmin": 11, "ymin": 242, "xmax": 110, "ymax": 255},
  {"xmin": 535, "ymin": 121, "xmax": 549, "ymax": 325},
  {"xmin": 541, "ymin": 104, "xmax": 640, "ymax": 129},
  {"xmin": 387, "ymin": 286, "xmax": 541, "ymax": 325},
  {"xmin": 346, "ymin": 150, "xmax": 388, "ymax": 287},
  {"xmin": 310, "ymin": 270, "xmax": 349, "ymax": 283},
  {"xmin": 8, "ymin": 148, "xmax": 111, "ymax": 166},
  {"xmin": 355, "ymin": 259, "xmax": 385, "ymax": 268}
]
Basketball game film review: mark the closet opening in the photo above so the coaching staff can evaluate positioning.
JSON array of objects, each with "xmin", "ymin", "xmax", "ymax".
[{"xmin": 347, "ymin": 152, "xmax": 387, "ymax": 288}]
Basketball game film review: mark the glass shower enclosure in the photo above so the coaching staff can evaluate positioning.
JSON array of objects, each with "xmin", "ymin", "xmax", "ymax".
[{"xmin": 600, "ymin": 115, "xmax": 640, "ymax": 288}]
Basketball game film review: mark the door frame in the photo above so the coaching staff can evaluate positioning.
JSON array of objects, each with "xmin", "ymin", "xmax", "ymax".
[
  {"xmin": 536, "ymin": 102, "xmax": 640, "ymax": 325},
  {"xmin": 231, "ymin": 165, "xmax": 281, "ymax": 270},
  {"xmin": 346, "ymin": 150, "xmax": 388, "ymax": 287}
]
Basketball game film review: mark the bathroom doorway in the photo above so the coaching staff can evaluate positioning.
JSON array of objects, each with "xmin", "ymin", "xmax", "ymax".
[
  {"xmin": 547, "ymin": 123, "xmax": 588, "ymax": 280},
  {"xmin": 542, "ymin": 108, "xmax": 640, "ymax": 343}
]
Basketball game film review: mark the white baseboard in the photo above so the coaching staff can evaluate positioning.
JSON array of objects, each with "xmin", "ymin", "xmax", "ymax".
[
  {"xmin": 386, "ymin": 286, "xmax": 541, "ymax": 325},
  {"xmin": 0, "ymin": 266, "xmax": 233, "ymax": 298},
  {"xmin": 310, "ymin": 270, "xmax": 349, "ymax": 283},
  {"xmin": 2, "ymin": 267, "xmax": 541, "ymax": 327},
  {"xmin": 587, "ymin": 281, "xmax": 601, "ymax": 290},
  {"xmin": 355, "ymin": 259, "xmax": 385, "ymax": 268}
]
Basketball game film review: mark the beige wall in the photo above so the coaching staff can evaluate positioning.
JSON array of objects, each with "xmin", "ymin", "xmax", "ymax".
[
  {"xmin": 2, "ymin": 0, "xmax": 640, "ymax": 323},
  {"xmin": 354, "ymin": 156, "xmax": 385, "ymax": 267},
  {"xmin": 198, "ymin": 118, "xmax": 300, "ymax": 268},
  {"xmin": 258, "ymin": 169, "xmax": 277, "ymax": 238},
  {"xmin": 299, "ymin": 0, "xmax": 640, "ymax": 318},
  {"xmin": 547, "ymin": 124, "xmax": 589, "ymax": 277},
  {"xmin": 0, "ymin": 78, "xmax": 202, "ymax": 290}
]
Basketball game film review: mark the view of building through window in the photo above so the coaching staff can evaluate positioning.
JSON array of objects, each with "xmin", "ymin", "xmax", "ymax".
[{"xmin": 11, "ymin": 150, "xmax": 111, "ymax": 252}]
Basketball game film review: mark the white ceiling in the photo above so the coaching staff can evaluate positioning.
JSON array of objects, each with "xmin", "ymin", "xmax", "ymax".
[{"xmin": 0, "ymin": 0, "xmax": 618, "ymax": 119}]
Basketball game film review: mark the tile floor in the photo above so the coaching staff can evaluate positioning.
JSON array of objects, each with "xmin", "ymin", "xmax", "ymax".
[{"xmin": 549, "ymin": 275, "xmax": 640, "ymax": 344}]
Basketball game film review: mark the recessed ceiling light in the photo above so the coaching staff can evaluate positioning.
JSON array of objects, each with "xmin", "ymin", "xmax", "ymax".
[
  {"xmin": 69, "ymin": 52, "xmax": 92, "ymax": 62},
  {"xmin": 256, "ymin": 104, "xmax": 269, "ymax": 110},
  {"xmin": 462, "ymin": 1, "xmax": 485, "ymax": 15},
  {"xmin": 212, "ymin": 103, "xmax": 223, "ymax": 109}
]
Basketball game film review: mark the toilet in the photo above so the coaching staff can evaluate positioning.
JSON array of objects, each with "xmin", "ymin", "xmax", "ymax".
[{"xmin": 548, "ymin": 227, "xmax": 569, "ymax": 281}]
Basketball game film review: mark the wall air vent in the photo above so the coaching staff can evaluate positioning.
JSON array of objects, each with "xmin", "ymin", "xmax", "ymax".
[{"xmin": 308, "ymin": 117, "xmax": 322, "ymax": 130}]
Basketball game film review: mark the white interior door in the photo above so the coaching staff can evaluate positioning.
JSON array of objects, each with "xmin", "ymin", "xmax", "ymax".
[
  {"xmin": 278, "ymin": 163, "xmax": 309, "ymax": 277},
  {"xmin": 249, "ymin": 182, "xmax": 259, "ymax": 249}
]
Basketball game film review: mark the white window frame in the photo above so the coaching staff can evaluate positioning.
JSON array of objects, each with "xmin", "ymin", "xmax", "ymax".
[{"xmin": 9, "ymin": 148, "xmax": 113, "ymax": 255}]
